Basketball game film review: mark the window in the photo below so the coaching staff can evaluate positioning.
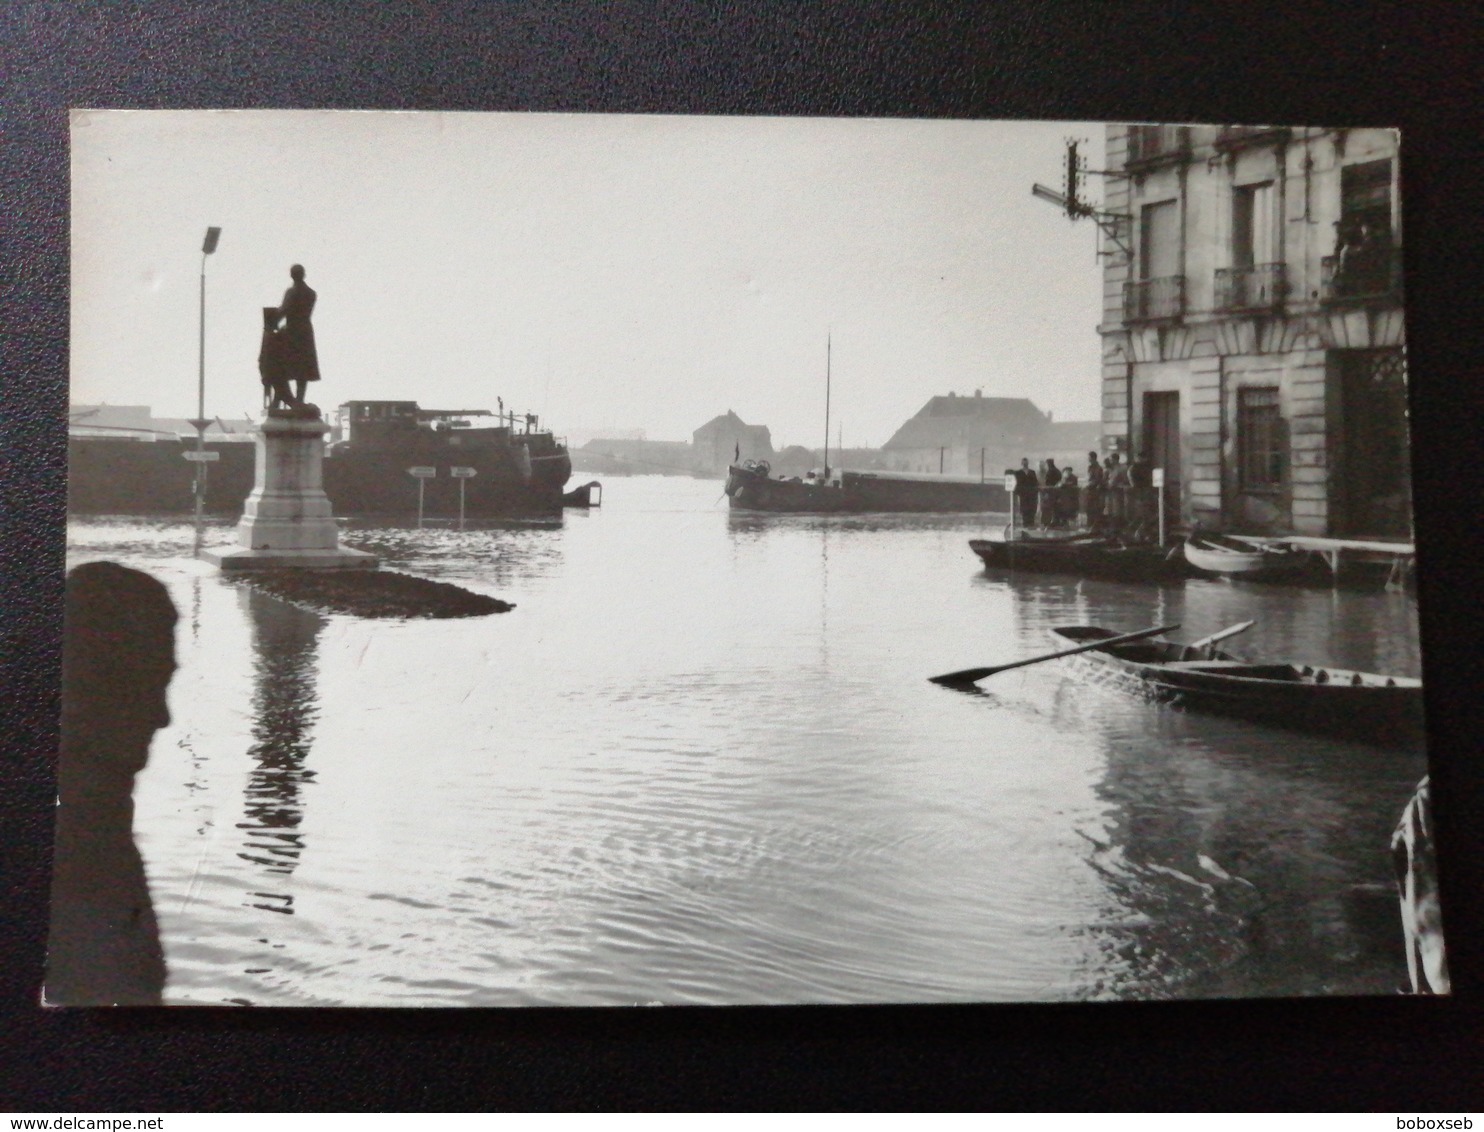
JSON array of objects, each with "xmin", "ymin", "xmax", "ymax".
[
  {"xmin": 1341, "ymin": 159, "xmax": 1394, "ymax": 238},
  {"xmin": 1139, "ymin": 199, "xmax": 1180, "ymax": 280},
  {"xmin": 1232, "ymin": 181, "xmax": 1275, "ymax": 269},
  {"xmin": 1238, "ymin": 387, "xmax": 1283, "ymax": 490}
]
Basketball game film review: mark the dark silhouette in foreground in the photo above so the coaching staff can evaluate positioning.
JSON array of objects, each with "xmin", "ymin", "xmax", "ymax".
[
  {"xmin": 46, "ymin": 562, "xmax": 178, "ymax": 1005},
  {"xmin": 1393, "ymin": 776, "xmax": 1449, "ymax": 994}
]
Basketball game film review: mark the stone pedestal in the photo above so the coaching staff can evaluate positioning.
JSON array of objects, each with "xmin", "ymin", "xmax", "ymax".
[{"xmin": 203, "ymin": 416, "xmax": 378, "ymax": 571}]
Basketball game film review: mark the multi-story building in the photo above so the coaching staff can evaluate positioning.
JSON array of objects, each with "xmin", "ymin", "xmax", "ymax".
[{"xmin": 1099, "ymin": 124, "xmax": 1407, "ymax": 538}]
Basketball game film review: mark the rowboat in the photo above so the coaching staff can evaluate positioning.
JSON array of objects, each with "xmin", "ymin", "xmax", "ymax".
[
  {"xmin": 969, "ymin": 536, "xmax": 1192, "ymax": 583},
  {"xmin": 1181, "ymin": 532, "xmax": 1314, "ymax": 580},
  {"xmin": 1049, "ymin": 625, "xmax": 1424, "ymax": 745}
]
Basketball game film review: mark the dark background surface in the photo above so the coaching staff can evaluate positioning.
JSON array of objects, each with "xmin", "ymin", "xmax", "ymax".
[{"xmin": 4, "ymin": 1, "xmax": 1482, "ymax": 1111}]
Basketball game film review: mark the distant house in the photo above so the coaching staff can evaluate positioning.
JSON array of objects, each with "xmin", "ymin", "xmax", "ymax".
[
  {"xmin": 882, "ymin": 391, "xmax": 1079, "ymax": 477},
  {"xmin": 692, "ymin": 411, "xmax": 773, "ymax": 474}
]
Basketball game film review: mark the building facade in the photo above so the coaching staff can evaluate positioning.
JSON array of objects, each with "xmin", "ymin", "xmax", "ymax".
[
  {"xmin": 1100, "ymin": 125, "xmax": 1407, "ymax": 538},
  {"xmin": 692, "ymin": 410, "xmax": 774, "ymax": 474}
]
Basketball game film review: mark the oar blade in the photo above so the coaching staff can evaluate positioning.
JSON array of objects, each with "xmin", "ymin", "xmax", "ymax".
[
  {"xmin": 928, "ymin": 623, "xmax": 1181, "ymax": 686},
  {"xmin": 928, "ymin": 667, "xmax": 997, "ymax": 687},
  {"xmin": 1188, "ymin": 619, "xmax": 1255, "ymax": 650}
]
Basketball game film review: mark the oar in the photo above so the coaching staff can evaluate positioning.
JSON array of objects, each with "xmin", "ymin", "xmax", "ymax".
[
  {"xmin": 1188, "ymin": 619, "xmax": 1255, "ymax": 653},
  {"xmin": 929, "ymin": 623, "xmax": 1181, "ymax": 687}
]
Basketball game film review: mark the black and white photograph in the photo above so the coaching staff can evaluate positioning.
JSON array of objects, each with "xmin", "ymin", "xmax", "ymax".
[{"xmin": 53, "ymin": 110, "xmax": 1441, "ymax": 1010}]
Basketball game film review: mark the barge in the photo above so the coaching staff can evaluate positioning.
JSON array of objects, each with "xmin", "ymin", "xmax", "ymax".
[
  {"xmin": 67, "ymin": 400, "xmax": 572, "ymax": 519},
  {"xmin": 724, "ymin": 461, "xmax": 1009, "ymax": 513}
]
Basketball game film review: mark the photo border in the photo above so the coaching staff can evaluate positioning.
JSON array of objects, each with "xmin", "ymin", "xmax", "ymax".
[{"xmin": 4, "ymin": 3, "xmax": 1482, "ymax": 1110}]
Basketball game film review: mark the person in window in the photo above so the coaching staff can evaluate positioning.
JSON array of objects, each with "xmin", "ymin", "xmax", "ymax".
[
  {"xmin": 1336, "ymin": 220, "xmax": 1390, "ymax": 297},
  {"xmin": 47, "ymin": 562, "xmax": 178, "ymax": 1005}
]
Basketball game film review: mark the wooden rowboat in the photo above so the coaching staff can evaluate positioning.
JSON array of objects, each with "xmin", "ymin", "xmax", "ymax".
[
  {"xmin": 1181, "ymin": 532, "xmax": 1314, "ymax": 580},
  {"xmin": 1049, "ymin": 625, "xmax": 1424, "ymax": 745},
  {"xmin": 969, "ymin": 537, "xmax": 1192, "ymax": 582}
]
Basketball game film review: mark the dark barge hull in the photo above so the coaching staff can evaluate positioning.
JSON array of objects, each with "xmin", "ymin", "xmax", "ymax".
[
  {"xmin": 68, "ymin": 434, "xmax": 570, "ymax": 519},
  {"xmin": 1051, "ymin": 625, "xmax": 1425, "ymax": 745},
  {"xmin": 725, "ymin": 464, "xmax": 1009, "ymax": 513},
  {"xmin": 969, "ymin": 537, "xmax": 1192, "ymax": 582}
]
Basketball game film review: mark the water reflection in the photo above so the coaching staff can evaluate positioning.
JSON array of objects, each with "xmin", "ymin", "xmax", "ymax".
[
  {"xmin": 993, "ymin": 585, "xmax": 1427, "ymax": 998},
  {"xmin": 236, "ymin": 586, "xmax": 324, "ymax": 915},
  {"xmin": 73, "ymin": 482, "xmax": 1435, "ymax": 1005}
]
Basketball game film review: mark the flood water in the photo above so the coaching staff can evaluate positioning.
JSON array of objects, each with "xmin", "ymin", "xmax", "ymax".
[{"xmin": 65, "ymin": 475, "xmax": 1429, "ymax": 1006}]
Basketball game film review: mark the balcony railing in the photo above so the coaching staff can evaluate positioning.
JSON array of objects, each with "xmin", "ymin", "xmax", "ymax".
[
  {"xmin": 1126, "ymin": 125, "xmax": 1191, "ymax": 167},
  {"xmin": 1320, "ymin": 247, "xmax": 1403, "ymax": 305},
  {"xmin": 1123, "ymin": 275, "xmax": 1185, "ymax": 322},
  {"xmin": 1215, "ymin": 263, "xmax": 1287, "ymax": 312},
  {"xmin": 1214, "ymin": 125, "xmax": 1293, "ymax": 151}
]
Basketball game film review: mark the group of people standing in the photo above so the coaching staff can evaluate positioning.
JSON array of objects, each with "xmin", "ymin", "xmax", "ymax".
[{"xmin": 1008, "ymin": 450, "xmax": 1158, "ymax": 539}]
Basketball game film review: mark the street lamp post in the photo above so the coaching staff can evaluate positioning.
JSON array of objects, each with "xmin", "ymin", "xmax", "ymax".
[{"xmin": 190, "ymin": 227, "xmax": 221, "ymax": 553}]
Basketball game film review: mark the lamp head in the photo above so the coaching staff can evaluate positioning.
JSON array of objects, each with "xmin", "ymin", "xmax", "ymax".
[{"xmin": 202, "ymin": 227, "xmax": 221, "ymax": 255}]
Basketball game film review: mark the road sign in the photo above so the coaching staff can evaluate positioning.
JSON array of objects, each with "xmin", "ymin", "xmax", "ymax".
[
  {"xmin": 1003, "ymin": 474, "xmax": 1017, "ymax": 492},
  {"xmin": 1152, "ymin": 467, "xmax": 1165, "ymax": 488},
  {"xmin": 408, "ymin": 466, "xmax": 436, "ymax": 478},
  {"xmin": 183, "ymin": 450, "xmax": 221, "ymax": 462},
  {"xmin": 450, "ymin": 466, "xmax": 477, "ymax": 478}
]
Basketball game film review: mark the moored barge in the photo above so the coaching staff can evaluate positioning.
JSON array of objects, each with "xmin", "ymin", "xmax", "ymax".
[
  {"xmin": 725, "ymin": 461, "xmax": 1009, "ymax": 513},
  {"xmin": 67, "ymin": 400, "xmax": 572, "ymax": 519}
]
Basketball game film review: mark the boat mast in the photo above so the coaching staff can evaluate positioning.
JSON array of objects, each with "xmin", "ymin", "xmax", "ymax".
[{"xmin": 823, "ymin": 334, "xmax": 831, "ymax": 480}]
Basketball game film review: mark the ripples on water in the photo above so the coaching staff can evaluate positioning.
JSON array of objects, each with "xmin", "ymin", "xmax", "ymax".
[{"xmin": 65, "ymin": 478, "xmax": 1428, "ymax": 1006}]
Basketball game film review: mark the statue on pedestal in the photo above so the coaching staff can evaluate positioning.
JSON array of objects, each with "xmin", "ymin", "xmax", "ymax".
[{"xmin": 259, "ymin": 264, "xmax": 322, "ymax": 420}]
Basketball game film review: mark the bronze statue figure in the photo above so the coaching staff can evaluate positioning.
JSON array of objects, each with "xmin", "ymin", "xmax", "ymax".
[
  {"xmin": 258, "ymin": 306, "xmax": 296, "ymax": 411},
  {"xmin": 259, "ymin": 264, "xmax": 321, "ymax": 417}
]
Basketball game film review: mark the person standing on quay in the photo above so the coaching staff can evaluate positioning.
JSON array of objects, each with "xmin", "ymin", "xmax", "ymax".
[
  {"xmin": 272, "ymin": 264, "xmax": 320, "ymax": 407},
  {"xmin": 1084, "ymin": 451, "xmax": 1105, "ymax": 531},
  {"xmin": 1011, "ymin": 457, "xmax": 1040, "ymax": 527}
]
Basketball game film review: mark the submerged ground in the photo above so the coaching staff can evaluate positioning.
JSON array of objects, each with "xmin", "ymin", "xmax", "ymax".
[{"xmin": 66, "ymin": 476, "xmax": 1427, "ymax": 1006}]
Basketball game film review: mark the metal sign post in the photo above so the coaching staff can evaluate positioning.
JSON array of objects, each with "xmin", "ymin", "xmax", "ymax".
[
  {"xmin": 451, "ymin": 466, "xmax": 476, "ymax": 528},
  {"xmin": 183, "ymin": 448, "xmax": 221, "ymax": 553},
  {"xmin": 1152, "ymin": 466, "xmax": 1166, "ymax": 547},
  {"xmin": 1004, "ymin": 474, "xmax": 1019, "ymax": 539},
  {"xmin": 409, "ymin": 466, "xmax": 436, "ymax": 527}
]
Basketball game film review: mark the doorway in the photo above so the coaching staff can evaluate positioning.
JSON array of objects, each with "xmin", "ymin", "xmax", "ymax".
[
  {"xmin": 1142, "ymin": 391, "xmax": 1181, "ymax": 521},
  {"xmin": 1335, "ymin": 348, "xmax": 1411, "ymax": 538}
]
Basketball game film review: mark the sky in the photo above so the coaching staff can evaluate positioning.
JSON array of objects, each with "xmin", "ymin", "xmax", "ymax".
[{"xmin": 70, "ymin": 111, "xmax": 1107, "ymax": 449}]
